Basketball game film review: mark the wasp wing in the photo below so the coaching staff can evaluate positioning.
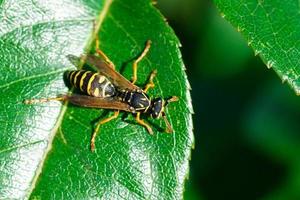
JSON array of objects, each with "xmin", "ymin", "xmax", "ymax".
[
  {"xmin": 85, "ymin": 54, "xmax": 139, "ymax": 91},
  {"xmin": 66, "ymin": 94, "xmax": 135, "ymax": 113}
]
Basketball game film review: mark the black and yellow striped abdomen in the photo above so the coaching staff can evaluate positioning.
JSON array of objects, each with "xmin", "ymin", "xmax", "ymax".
[{"xmin": 67, "ymin": 70, "xmax": 116, "ymax": 98}]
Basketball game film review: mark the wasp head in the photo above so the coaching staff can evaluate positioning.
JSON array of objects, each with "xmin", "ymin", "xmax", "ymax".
[{"xmin": 149, "ymin": 96, "xmax": 179, "ymax": 133}]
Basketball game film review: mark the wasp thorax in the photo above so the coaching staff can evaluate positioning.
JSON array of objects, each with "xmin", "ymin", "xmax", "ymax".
[
  {"xmin": 131, "ymin": 92, "xmax": 150, "ymax": 110},
  {"xmin": 118, "ymin": 90, "xmax": 150, "ymax": 111}
]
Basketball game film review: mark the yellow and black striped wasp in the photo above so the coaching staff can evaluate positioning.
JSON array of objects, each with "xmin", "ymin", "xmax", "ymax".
[{"xmin": 25, "ymin": 38, "xmax": 178, "ymax": 152}]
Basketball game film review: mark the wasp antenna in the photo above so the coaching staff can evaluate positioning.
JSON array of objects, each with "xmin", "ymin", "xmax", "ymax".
[
  {"xmin": 146, "ymin": 40, "xmax": 152, "ymax": 45},
  {"xmin": 166, "ymin": 96, "xmax": 179, "ymax": 104},
  {"xmin": 162, "ymin": 113, "xmax": 173, "ymax": 133}
]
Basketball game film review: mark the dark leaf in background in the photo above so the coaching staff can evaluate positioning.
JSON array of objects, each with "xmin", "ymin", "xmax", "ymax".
[
  {"xmin": 214, "ymin": 0, "xmax": 300, "ymax": 95},
  {"xmin": 158, "ymin": 0, "xmax": 300, "ymax": 199}
]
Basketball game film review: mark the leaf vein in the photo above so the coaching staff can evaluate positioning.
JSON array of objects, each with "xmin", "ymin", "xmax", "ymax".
[
  {"xmin": 0, "ymin": 68, "xmax": 67, "ymax": 89},
  {"xmin": 27, "ymin": 0, "xmax": 115, "ymax": 198}
]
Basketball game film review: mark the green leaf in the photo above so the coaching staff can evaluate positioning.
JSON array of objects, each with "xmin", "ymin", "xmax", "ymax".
[
  {"xmin": 213, "ymin": 0, "xmax": 300, "ymax": 95},
  {"xmin": 0, "ymin": 0, "xmax": 193, "ymax": 199}
]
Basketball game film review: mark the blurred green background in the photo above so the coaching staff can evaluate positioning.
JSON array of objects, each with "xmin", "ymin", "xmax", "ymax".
[{"xmin": 157, "ymin": 0, "xmax": 300, "ymax": 200}]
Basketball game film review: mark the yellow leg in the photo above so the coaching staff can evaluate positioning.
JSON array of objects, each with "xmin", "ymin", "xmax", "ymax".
[
  {"xmin": 91, "ymin": 110, "xmax": 119, "ymax": 152},
  {"xmin": 143, "ymin": 69, "xmax": 157, "ymax": 93},
  {"xmin": 93, "ymin": 20, "xmax": 115, "ymax": 69},
  {"xmin": 135, "ymin": 112, "xmax": 153, "ymax": 135},
  {"xmin": 132, "ymin": 40, "xmax": 152, "ymax": 84},
  {"xmin": 162, "ymin": 115, "xmax": 173, "ymax": 133},
  {"xmin": 23, "ymin": 96, "xmax": 66, "ymax": 104}
]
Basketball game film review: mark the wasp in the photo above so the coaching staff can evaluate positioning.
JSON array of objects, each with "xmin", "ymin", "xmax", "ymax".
[{"xmin": 25, "ymin": 38, "xmax": 178, "ymax": 152}]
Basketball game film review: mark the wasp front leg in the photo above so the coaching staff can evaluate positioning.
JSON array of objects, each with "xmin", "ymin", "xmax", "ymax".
[
  {"xmin": 135, "ymin": 112, "xmax": 153, "ymax": 135},
  {"xmin": 143, "ymin": 69, "xmax": 157, "ymax": 93}
]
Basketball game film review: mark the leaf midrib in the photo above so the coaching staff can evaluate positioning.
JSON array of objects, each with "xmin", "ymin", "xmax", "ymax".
[{"xmin": 26, "ymin": 0, "xmax": 114, "ymax": 197}]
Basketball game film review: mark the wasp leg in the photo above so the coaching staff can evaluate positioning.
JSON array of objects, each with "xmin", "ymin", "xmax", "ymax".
[
  {"xmin": 132, "ymin": 40, "xmax": 152, "ymax": 84},
  {"xmin": 162, "ymin": 114, "xmax": 173, "ymax": 133},
  {"xmin": 91, "ymin": 110, "xmax": 119, "ymax": 152},
  {"xmin": 135, "ymin": 112, "xmax": 153, "ymax": 135},
  {"xmin": 23, "ymin": 96, "xmax": 67, "ymax": 104},
  {"xmin": 143, "ymin": 69, "xmax": 157, "ymax": 93},
  {"xmin": 93, "ymin": 20, "xmax": 115, "ymax": 69}
]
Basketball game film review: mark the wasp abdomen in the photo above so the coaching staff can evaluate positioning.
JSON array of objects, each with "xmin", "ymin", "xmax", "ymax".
[{"xmin": 68, "ymin": 70, "xmax": 116, "ymax": 98}]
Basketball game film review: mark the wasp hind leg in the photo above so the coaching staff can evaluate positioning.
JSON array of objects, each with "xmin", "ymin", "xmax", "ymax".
[
  {"xmin": 91, "ymin": 110, "xmax": 120, "ymax": 152},
  {"xmin": 23, "ymin": 96, "xmax": 67, "ymax": 104},
  {"xmin": 132, "ymin": 40, "xmax": 152, "ymax": 84},
  {"xmin": 93, "ymin": 20, "xmax": 115, "ymax": 69}
]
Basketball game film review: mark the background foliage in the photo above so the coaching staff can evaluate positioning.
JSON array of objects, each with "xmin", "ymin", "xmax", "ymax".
[
  {"xmin": 158, "ymin": 0, "xmax": 300, "ymax": 200},
  {"xmin": 2, "ymin": 0, "xmax": 299, "ymax": 199}
]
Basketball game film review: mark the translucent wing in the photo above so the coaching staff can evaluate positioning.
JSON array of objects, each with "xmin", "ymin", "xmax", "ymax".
[
  {"xmin": 66, "ymin": 94, "xmax": 135, "ymax": 113},
  {"xmin": 85, "ymin": 54, "xmax": 139, "ymax": 91}
]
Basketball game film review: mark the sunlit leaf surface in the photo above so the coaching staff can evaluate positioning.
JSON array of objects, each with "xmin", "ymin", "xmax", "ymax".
[{"xmin": 0, "ymin": 0, "xmax": 193, "ymax": 199}]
